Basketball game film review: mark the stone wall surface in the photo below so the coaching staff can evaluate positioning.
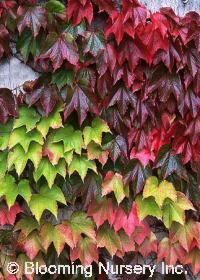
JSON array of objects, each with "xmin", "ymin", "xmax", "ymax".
[{"xmin": 141, "ymin": 0, "xmax": 200, "ymax": 15}]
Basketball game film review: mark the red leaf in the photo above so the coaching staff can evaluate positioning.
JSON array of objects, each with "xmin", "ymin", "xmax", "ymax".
[
  {"xmin": 105, "ymin": 13, "xmax": 135, "ymax": 45},
  {"xmin": 27, "ymin": 80, "xmax": 59, "ymax": 116},
  {"xmin": 94, "ymin": 0, "xmax": 115, "ymax": 14},
  {"xmin": 178, "ymin": 88, "xmax": 200, "ymax": 118},
  {"xmin": 37, "ymin": 33, "xmax": 79, "ymax": 71},
  {"xmin": 147, "ymin": 66, "xmax": 183, "ymax": 103},
  {"xmin": 138, "ymin": 16, "xmax": 169, "ymax": 61},
  {"xmin": 138, "ymin": 232, "xmax": 157, "ymax": 257},
  {"xmin": 17, "ymin": 5, "xmax": 47, "ymax": 37},
  {"xmin": 108, "ymin": 87, "xmax": 136, "ymax": 116},
  {"xmin": 0, "ymin": 1, "xmax": 16, "ymax": 17},
  {"xmin": 0, "ymin": 203, "xmax": 22, "ymax": 226},
  {"xmin": 0, "ymin": 25, "xmax": 11, "ymax": 59},
  {"xmin": 157, "ymin": 238, "xmax": 186, "ymax": 266},
  {"xmin": 123, "ymin": 203, "xmax": 140, "ymax": 236},
  {"xmin": 183, "ymin": 48, "xmax": 200, "ymax": 78},
  {"xmin": 19, "ymin": 232, "xmax": 42, "ymax": 260},
  {"xmin": 117, "ymin": 38, "xmax": 150, "ymax": 72},
  {"xmin": 104, "ymin": 135, "xmax": 128, "ymax": 163},
  {"xmin": 70, "ymin": 237, "xmax": 98, "ymax": 266},
  {"xmin": 154, "ymin": 39, "xmax": 183, "ymax": 72},
  {"xmin": 88, "ymin": 198, "xmax": 116, "ymax": 228},
  {"xmin": 64, "ymin": 85, "xmax": 98, "ymax": 125},
  {"xmin": 150, "ymin": 12, "xmax": 169, "ymax": 38},
  {"xmin": 131, "ymin": 6, "xmax": 147, "ymax": 27},
  {"xmin": 105, "ymin": 0, "xmax": 145, "ymax": 45},
  {"xmin": 130, "ymin": 148, "xmax": 155, "ymax": 167},
  {"xmin": 67, "ymin": 0, "xmax": 93, "ymax": 26},
  {"xmin": 96, "ymin": 44, "xmax": 117, "ymax": 77},
  {"xmin": 0, "ymin": 88, "xmax": 18, "ymax": 124}
]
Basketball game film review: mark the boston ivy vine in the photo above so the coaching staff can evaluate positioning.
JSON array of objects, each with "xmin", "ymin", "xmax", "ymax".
[{"xmin": 0, "ymin": 0, "xmax": 200, "ymax": 279}]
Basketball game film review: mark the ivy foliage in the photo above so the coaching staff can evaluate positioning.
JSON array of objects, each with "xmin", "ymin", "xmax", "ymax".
[{"xmin": 0, "ymin": 0, "xmax": 200, "ymax": 279}]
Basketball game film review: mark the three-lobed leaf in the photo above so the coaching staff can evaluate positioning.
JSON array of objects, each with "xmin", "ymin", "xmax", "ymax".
[
  {"xmin": 37, "ymin": 105, "xmax": 63, "ymax": 138},
  {"xmin": 143, "ymin": 176, "xmax": 177, "ymax": 207},
  {"xmin": 40, "ymin": 222, "xmax": 74, "ymax": 255},
  {"xmin": 97, "ymin": 225, "xmax": 121, "ymax": 257},
  {"xmin": 102, "ymin": 171, "xmax": 126, "ymax": 204},
  {"xmin": 51, "ymin": 125, "xmax": 83, "ymax": 154},
  {"xmin": 9, "ymin": 126, "xmax": 44, "ymax": 153},
  {"xmin": 29, "ymin": 184, "xmax": 66, "ymax": 221},
  {"xmin": 68, "ymin": 211, "xmax": 96, "ymax": 245},
  {"xmin": 8, "ymin": 143, "xmax": 42, "ymax": 175},
  {"xmin": 13, "ymin": 106, "xmax": 40, "ymax": 132},
  {"xmin": 0, "ymin": 175, "xmax": 31, "ymax": 208},
  {"xmin": 33, "ymin": 158, "xmax": 66, "ymax": 188},
  {"xmin": 83, "ymin": 118, "xmax": 110, "ymax": 147},
  {"xmin": 68, "ymin": 155, "xmax": 97, "ymax": 181}
]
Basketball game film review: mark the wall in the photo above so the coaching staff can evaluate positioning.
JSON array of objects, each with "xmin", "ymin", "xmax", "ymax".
[{"xmin": 141, "ymin": 0, "xmax": 200, "ymax": 15}]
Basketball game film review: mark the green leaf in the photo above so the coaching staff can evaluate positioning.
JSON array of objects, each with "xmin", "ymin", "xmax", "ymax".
[
  {"xmin": 83, "ymin": 118, "xmax": 110, "ymax": 146},
  {"xmin": 13, "ymin": 106, "xmax": 40, "ymax": 132},
  {"xmin": 0, "ymin": 175, "xmax": 18, "ymax": 208},
  {"xmin": 52, "ymin": 67, "xmax": 74, "ymax": 90},
  {"xmin": 18, "ymin": 180, "xmax": 32, "ymax": 204},
  {"xmin": 97, "ymin": 225, "xmax": 121, "ymax": 257},
  {"xmin": 9, "ymin": 127, "xmax": 44, "ymax": 153},
  {"xmin": 37, "ymin": 105, "xmax": 63, "ymax": 138},
  {"xmin": 68, "ymin": 211, "xmax": 96, "ymax": 244},
  {"xmin": 8, "ymin": 143, "xmax": 42, "ymax": 175},
  {"xmin": 29, "ymin": 184, "xmax": 66, "ymax": 221},
  {"xmin": 46, "ymin": 0, "xmax": 65, "ymax": 15},
  {"xmin": 0, "ymin": 151, "xmax": 7, "ymax": 180},
  {"xmin": 64, "ymin": 21, "xmax": 86, "ymax": 39},
  {"xmin": 17, "ymin": 29, "xmax": 42, "ymax": 61},
  {"xmin": 163, "ymin": 200, "xmax": 185, "ymax": 229},
  {"xmin": 0, "ymin": 175, "xmax": 31, "ymax": 208},
  {"xmin": 63, "ymin": 150, "xmax": 73, "ymax": 165},
  {"xmin": 143, "ymin": 176, "xmax": 177, "ymax": 207},
  {"xmin": 0, "ymin": 121, "xmax": 13, "ymax": 150},
  {"xmin": 33, "ymin": 158, "xmax": 66, "ymax": 188},
  {"xmin": 15, "ymin": 217, "xmax": 40, "ymax": 238},
  {"xmin": 68, "ymin": 155, "xmax": 97, "ymax": 181},
  {"xmin": 136, "ymin": 194, "xmax": 162, "ymax": 221},
  {"xmin": 51, "ymin": 125, "xmax": 83, "ymax": 154},
  {"xmin": 84, "ymin": 31, "xmax": 105, "ymax": 56}
]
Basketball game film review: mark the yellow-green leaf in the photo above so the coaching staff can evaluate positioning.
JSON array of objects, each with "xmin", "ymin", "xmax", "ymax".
[
  {"xmin": 29, "ymin": 184, "xmax": 66, "ymax": 221},
  {"xmin": 37, "ymin": 105, "xmax": 63, "ymax": 138},
  {"xmin": 13, "ymin": 106, "xmax": 40, "ymax": 132},
  {"xmin": 9, "ymin": 127, "xmax": 44, "ymax": 153},
  {"xmin": 83, "ymin": 118, "xmax": 110, "ymax": 146},
  {"xmin": 33, "ymin": 158, "xmax": 66, "ymax": 188},
  {"xmin": 143, "ymin": 176, "xmax": 177, "ymax": 208},
  {"xmin": 136, "ymin": 194, "xmax": 162, "ymax": 221},
  {"xmin": 68, "ymin": 155, "xmax": 97, "ymax": 181}
]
